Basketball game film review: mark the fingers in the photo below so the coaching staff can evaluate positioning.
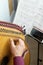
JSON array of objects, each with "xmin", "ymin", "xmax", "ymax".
[
  {"xmin": 19, "ymin": 39, "xmax": 25, "ymax": 46},
  {"xmin": 10, "ymin": 38, "xmax": 25, "ymax": 47},
  {"xmin": 10, "ymin": 38, "xmax": 16, "ymax": 48}
]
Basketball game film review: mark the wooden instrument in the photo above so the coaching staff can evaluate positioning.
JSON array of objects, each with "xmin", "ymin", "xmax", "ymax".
[{"xmin": 0, "ymin": 21, "xmax": 30, "ymax": 65}]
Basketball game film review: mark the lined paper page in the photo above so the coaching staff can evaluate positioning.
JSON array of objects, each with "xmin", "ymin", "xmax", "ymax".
[{"xmin": 13, "ymin": 0, "xmax": 43, "ymax": 34}]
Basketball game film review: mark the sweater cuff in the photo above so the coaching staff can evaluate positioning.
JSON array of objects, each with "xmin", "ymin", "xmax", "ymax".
[{"xmin": 13, "ymin": 56, "xmax": 24, "ymax": 65}]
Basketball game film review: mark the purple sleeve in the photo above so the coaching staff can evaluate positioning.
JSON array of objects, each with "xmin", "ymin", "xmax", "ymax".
[{"xmin": 13, "ymin": 56, "xmax": 24, "ymax": 65}]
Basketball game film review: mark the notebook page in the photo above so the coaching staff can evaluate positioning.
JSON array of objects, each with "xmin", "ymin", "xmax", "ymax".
[{"xmin": 13, "ymin": 0, "xmax": 43, "ymax": 34}]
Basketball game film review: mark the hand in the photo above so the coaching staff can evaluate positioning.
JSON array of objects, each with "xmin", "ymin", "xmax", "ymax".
[{"xmin": 10, "ymin": 39, "xmax": 26, "ymax": 57}]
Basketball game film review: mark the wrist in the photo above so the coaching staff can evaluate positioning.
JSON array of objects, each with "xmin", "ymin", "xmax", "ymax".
[{"xmin": 14, "ymin": 54, "xmax": 22, "ymax": 57}]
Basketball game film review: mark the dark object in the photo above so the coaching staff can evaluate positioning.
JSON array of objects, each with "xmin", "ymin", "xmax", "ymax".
[
  {"xmin": 31, "ymin": 28, "xmax": 43, "ymax": 65},
  {"xmin": 23, "ymin": 29, "xmax": 26, "ymax": 35},
  {"xmin": 39, "ymin": 59, "xmax": 42, "ymax": 62},
  {"xmin": 1, "ymin": 56, "xmax": 9, "ymax": 65},
  {"xmin": 22, "ymin": 25, "xmax": 26, "ymax": 35},
  {"xmin": 31, "ymin": 28, "xmax": 43, "ymax": 41},
  {"xmin": 14, "ymin": 0, "xmax": 18, "ymax": 11}
]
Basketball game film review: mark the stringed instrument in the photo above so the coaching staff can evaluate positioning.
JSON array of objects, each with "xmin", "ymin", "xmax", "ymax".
[{"xmin": 0, "ymin": 21, "xmax": 30, "ymax": 65}]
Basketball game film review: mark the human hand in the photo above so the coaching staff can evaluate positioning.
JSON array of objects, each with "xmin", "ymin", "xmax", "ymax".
[{"xmin": 10, "ymin": 39, "xmax": 26, "ymax": 57}]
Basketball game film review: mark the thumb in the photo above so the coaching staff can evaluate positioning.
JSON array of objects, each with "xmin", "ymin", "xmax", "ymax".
[{"xmin": 10, "ymin": 38, "xmax": 16, "ymax": 48}]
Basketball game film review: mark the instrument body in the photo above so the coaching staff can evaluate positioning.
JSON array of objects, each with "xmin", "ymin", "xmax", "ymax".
[{"xmin": 0, "ymin": 21, "xmax": 30, "ymax": 65}]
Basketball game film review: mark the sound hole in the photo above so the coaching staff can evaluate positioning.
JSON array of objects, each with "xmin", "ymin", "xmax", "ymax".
[{"xmin": 1, "ymin": 56, "xmax": 9, "ymax": 65}]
